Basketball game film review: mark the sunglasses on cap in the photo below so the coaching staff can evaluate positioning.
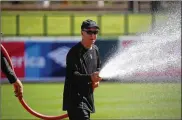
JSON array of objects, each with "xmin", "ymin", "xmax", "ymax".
[{"xmin": 82, "ymin": 30, "xmax": 99, "ymax": 35}]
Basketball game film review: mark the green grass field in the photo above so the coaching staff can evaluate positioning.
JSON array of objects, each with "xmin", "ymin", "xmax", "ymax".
[
  {"xmin": 1, "ymin": 11, "xmax": 167, "ymax": 36},
  {"xmin": 1, "ymin": 82, "xmax": 181, "ymax": 119}
]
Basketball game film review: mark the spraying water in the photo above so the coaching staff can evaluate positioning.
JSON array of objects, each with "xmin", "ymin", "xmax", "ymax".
[{"xmin": 99, "ymin": 7, "xmax": 181, "ymax": 82}]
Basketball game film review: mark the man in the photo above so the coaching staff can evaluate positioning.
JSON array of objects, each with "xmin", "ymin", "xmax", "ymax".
[
  {"xmin": 1, "ymin": 46, "xmax": 23, "ymax": 97},
  {"xmin": 63, "ymin": 19, "xmax": 102, "ymax": 120}
]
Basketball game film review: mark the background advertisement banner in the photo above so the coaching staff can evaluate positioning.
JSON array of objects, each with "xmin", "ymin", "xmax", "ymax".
[
  {"xmin": 1, "ymin": 42, "xmax": 25, "ymax": 80},
  {"xmin": 3, "ymin": 36, "xmax": 179, "ymax": 82},
  {"xmin": 25, "ymin": 42, "xmax": 77, "ymax": 81}
]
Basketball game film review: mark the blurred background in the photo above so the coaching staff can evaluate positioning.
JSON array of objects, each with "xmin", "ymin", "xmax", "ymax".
[
  {"xmin": 1, "ymin": 1, "xmax": 172, "ymax": 36},
  {"xmin": 1, "ymin": 1, "xmax": 181, "ymax": 120}
]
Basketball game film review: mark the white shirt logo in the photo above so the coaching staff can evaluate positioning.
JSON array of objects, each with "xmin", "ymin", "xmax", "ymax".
[
  {"xmin": 47, "ymin": 46, "xmax": 70, "ymax": 67},
  {"xmin": 90, "ymin": 54, "xmax": 92, "ymax": 59}
]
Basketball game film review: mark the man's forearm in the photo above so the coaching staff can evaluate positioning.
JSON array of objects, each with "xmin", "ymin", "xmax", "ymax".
[
  {"xmin": 1, "ymin": 56, "xmax": 17, "ymax": 84},
  {"xmin": 74, "ymin": 71, "xmax": 92, "ymax": 83}
]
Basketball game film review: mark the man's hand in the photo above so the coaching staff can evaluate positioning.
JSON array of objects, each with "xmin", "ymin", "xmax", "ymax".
[
  {"xmin": 91, "ymin": 71, "xmax": 102, "ymax": 91},
  {"xmin": 13, "ymin": 79, "xmax": 23, "ymax": 98},
  {"xmin": 91, "ymin": 71, "xmax": 102, "ymax": 82},
  {"xmin": 92, "ymin": 81, "xmax": 99, "ymax": 88}
]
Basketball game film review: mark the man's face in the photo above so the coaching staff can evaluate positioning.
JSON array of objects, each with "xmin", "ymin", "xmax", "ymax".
[{"xmin": 81, "ymin": 28, "xmax": 99, "ymax": 45}]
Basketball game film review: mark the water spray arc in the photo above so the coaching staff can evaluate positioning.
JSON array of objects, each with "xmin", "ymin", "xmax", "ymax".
[
  {"xmin": 99, "ymin": 9, "xmax": 181, "ymax": 82},
  {"xmin": 1, "ymin": 44, "xmax": 68, "ymax": 120}
]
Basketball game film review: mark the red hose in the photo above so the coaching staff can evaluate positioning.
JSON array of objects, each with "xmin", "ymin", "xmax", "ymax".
[{"xmin": 1, "ymin": 44, "xmax": 68, "ymax": 120}]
